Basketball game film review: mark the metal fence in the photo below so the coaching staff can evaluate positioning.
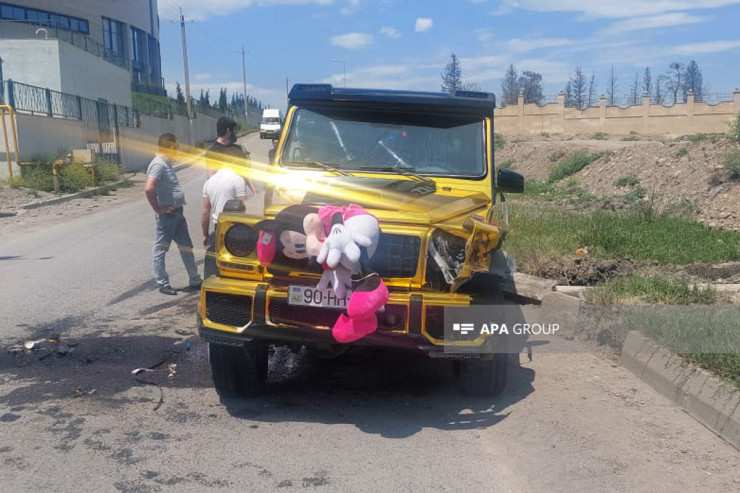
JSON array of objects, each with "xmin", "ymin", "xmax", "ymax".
[{"xmin": 1, "ymin": 79, "xmax": 138, "ymax": 129}]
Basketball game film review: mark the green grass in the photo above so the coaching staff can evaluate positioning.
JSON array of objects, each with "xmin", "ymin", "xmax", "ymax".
[
  {"xmin": 622, "ymin": 134, "xmax": 640, "ymax": 141},
  {"xmin": 686, "ymin": 133, "xmax": 723, "ymax": 144},
  {"xmin": 614, "ymin": 174, "xmax": 640, "ymax": 187},
  {"xmin": 547, "ymin": 151, "xmax": 606, "ymax": 183},
  {"xmin": 587, "ymin": 275, "xmax": 719, "ymax": 305},
  {"xmin": 722, "ymin": 148, "xmax": 740, "ymax": 179},
  {"xmin": 494, "ymin": 133, "xmax": 505, "ymax": 150},
  {"xmin": 585, "ymin": 277, "xmax": 740, "ymax": 389},
  {"xmin": 591, "ymin": 132, "xmax": 608, "ymax": 140},
  {"xmin": 504, "ymin": 204, "xmax": 740, "ymax": 268},
  {"xmin": 675, "ymin": 147, "xmax": 689, "ymax": 158}
]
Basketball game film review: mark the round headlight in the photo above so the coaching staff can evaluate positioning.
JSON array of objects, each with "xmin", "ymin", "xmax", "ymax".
[{"xmin": 224, "ymin": 224, "xmax": 258, "ymax": 257}]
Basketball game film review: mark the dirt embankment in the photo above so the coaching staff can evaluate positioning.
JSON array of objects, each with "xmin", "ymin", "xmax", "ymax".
[{"xmin": 497, "ymin": 135, "xmax": 740, "ymax": 232}]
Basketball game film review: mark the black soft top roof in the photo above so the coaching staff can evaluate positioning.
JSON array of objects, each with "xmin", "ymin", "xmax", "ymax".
[{"xmin": 288, "ymin": 84, "xmax": 496, "ymax": 117}]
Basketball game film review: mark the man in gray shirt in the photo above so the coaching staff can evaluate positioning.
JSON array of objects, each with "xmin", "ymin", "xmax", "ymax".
[{"xmin": 144, "ymin": 133, "xmax": 202, "ymax": 295}]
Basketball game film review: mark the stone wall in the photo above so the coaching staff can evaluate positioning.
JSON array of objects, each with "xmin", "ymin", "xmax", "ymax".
[{"xmin": 495, "ymin": 90, "xmax": 740, "ymax": 137}]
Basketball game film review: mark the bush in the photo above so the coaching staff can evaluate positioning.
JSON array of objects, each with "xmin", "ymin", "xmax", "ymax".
[
  {"xmin": 93, "ymin": 159, "xmax": 123, "ymax": 184},
  {"xmin": 675, "ymin": 147, "xmax": 689, "ymax": 158},
  {"xmin": 547, "ymin": 151, "xmax": 605, "ymax": 183},
  {"xmin": 728, "ymin": 112, "xmax": 740, "ymax": 143},
  {"xmin": 59, "ymin": 163, "xmax": 93, "ymax": 193},
  {"xmin": 723, "ymin": 149, "xmax": 740, "ymax": 180},
  {"xmin": 11, "ymin": 162, "xmax": 54, "ymax": 192},
  {"xmin": 592, "ymin": 132, "xmax": 607, "ymax": 140}
]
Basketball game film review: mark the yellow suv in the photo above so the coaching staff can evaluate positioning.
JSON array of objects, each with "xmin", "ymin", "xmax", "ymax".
[{"xmin": 198, "ymin": 84, "xmax": 525, "ymax": 397}]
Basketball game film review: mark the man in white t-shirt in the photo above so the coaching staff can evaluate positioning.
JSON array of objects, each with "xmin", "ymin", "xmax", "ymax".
[{"xmin": 201, "ymin": 167, "xmax": 250, "ymax": 278}]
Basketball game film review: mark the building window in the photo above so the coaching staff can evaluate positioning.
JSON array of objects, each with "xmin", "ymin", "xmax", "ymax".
[
  {"xmin": 102, "ymin": 17, "xmax": 125, "ymax": 64},
  {"xmin": 130, "ymin": 27, "xmax": 146, "ymax": 65},
  {"xmin": 0, "ymin": 3, "xmax": 89, "ymax": 34},
  {"xmin": 148, "ymin": 34, "xmax": 161, "ymax": 84}
]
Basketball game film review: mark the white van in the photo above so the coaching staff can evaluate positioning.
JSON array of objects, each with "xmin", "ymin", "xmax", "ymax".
[{"xmin": 259, "ymin": 108, "xmax": 282, "ymax": 139}]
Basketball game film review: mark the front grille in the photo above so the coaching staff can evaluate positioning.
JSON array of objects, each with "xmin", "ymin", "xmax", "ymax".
[
  {"xmin": 371, "ymin": 233, "xmax": 421, "ymax": 278},
  {"xmin": 266, "ymin": 232, "xmax": 422, "ymax": 280},
  {"xmin": 268, "ymin": 298, "xmax": 408, "ymax": 331},
  {"xmin": 269, "ymin": 299, "xmax": 339, "ymax": 328},
  {"xmin": 206, "ymin": 292, "xmax": 253, "ymax": 327}
]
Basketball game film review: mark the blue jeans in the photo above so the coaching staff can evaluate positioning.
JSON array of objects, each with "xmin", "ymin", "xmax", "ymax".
[{"xmin": 152, "ymin": 209, "xmax": 201, "ymax": 288}]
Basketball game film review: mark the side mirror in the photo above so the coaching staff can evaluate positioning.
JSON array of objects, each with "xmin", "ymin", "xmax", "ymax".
[{"xmin": 497, "ymin": 168, "xmax": 524, "ymax": 194}]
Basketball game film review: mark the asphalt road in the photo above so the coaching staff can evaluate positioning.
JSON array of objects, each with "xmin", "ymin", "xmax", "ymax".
[{"xmin": 1, "ymin": 133, "xmax": 739, "ymax": 492}]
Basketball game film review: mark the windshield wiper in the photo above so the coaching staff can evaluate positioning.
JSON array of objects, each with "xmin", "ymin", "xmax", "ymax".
[
  {"xmin": 358, "ymin": 166, "xmax": 436, "ymax": 188},
  {"xmin": 285, "ymin": 161, "xmax": 352, "ymax": 176}
]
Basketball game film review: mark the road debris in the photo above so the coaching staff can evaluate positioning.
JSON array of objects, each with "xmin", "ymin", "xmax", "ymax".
[{"xmin": 72, "ymin": 387, "xmax": 97, "ymax": 398}]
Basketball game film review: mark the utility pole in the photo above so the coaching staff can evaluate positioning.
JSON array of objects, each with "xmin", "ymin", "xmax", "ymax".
[
  {"xmin": 241, "ymin": 45, "xmax": 248, "ymax": 126},
  {"xmin": 286, "ymin": 76, "xmax": 289, "ymax": 106},
  {"xmin": 180, "ymin": 8, "xmax": 194, "ymax": 145}
]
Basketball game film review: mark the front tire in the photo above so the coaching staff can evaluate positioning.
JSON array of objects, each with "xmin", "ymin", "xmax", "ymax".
[
  {"xmin": 457, "ymin": 351, "xmax": 509, "ymax": 396},
  {"xmin": 209, "ymin": 341, "xmax": 268, "ymax": 397}
]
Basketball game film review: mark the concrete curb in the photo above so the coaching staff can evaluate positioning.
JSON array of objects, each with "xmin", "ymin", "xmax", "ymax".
[
  {"xmin": 19, "ymin": 176, "xmax": 136, "ymax": 210},
  {"xmin": 621, "ymin": 331, "xmax": 740, "ymax": 449}
]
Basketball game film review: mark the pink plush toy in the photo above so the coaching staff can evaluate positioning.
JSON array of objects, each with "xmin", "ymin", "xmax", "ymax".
[{"xmin": 316, "ymin": 205, "xmax": 389, "ymax": 344}]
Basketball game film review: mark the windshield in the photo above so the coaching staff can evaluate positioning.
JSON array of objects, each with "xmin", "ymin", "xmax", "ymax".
[
  {"xmin": 280, "ymin": 107, "xmax": 486, "ymax": 178},
  {"xmin": 262, "ymin": 117, "xmax": 281, "ymax": 124}
]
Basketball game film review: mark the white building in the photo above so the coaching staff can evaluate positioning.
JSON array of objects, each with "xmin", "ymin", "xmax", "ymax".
[{"xmin": 0, "ymin": 0, "xmax": 164, "ymax": 105}]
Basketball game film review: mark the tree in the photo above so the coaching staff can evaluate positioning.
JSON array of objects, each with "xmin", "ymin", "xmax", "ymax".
[
  {"xmin": 684, "ymin": 60, "xmax": 703, "ymax": 101},
  {"xmin": 519, "ymin": 70, "xmax": 544, "ymax": 105},
  {"xmin": 460, "ymin": 80, "xmax": 482, "ymax": 91},
  {"xmin": 175, "ymin": 82, "xmax": 185, "ymax": 106},
  {"xmin": 642, "ymin": 67, "xmax": 652, "ymax": 101},
  {"xmin": 198, "ymin": 88, "xmax": 211, "ymax": 107},
  {"xmin": 629, "ymin": 71, "xmax": 640, "ymax": 105},
  {"xmin": 655, "ymin": 75, "xmax": 666, "ymax": 105},
  {"xmin": 666, "ymin": 62, "xmax": 685, "ymax": 104},
  {"xmin": 587, "ymin": 70, "xmax": 597, "ymax": 107},
  {"xmin": 501, "ymin": 64, "xmax": 519, "ymax": 106},
  {"xmin": 606, "ymin": 66, "xmax": 617, "ymax": 106},
  {"xmin": 565, "ymin": 64, "xmax": 588, "ymax": 110},
  {"xmin": 441, "ymin": 53, "xmax": 462, "ymax": 93},
  {"xmin": 218, "ymin": 87, "xmax": 228, "ymax": 112}
]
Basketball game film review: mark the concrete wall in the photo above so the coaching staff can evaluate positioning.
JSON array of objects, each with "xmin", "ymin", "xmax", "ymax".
[
  {"xmin": 0, "ymin": 111, "xmax": 218, "ymax": 180},
  {"xmin": 0, "ymin": 39, "xmax": 62, "ymax": 89},
  {"xmin": 119, "ymin": 114, "xmax": 219, "ymax": 171},
  {"xmin": 0, "ymin": 112, "xmax": 89, "ymax": 179},
  {"xmin": 58, "ymin": 41, "xmax": 131, "ymax": 106},
  {"xmin": 0, "ymin": 38, "xmax": 132, "ymax": 106},
  {"xmin": 495, "ymin": 91, "xmax": 740, "ymax": 136}
]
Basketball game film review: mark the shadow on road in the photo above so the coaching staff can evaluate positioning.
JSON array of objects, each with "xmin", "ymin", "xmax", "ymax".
[{"xmin": 220, "ymin": 346, "xmax": 535, "ymax": 439}]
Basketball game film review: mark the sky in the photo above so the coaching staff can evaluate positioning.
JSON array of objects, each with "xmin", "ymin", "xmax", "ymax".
[{"xmin": 157, "ymin": 0, "xmax": 740, "ymax": 111}]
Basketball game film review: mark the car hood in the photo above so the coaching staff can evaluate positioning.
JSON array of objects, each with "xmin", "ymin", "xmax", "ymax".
[{"xmin": 280, "ymin": 176, "xmax": 491, "ymax": 225}]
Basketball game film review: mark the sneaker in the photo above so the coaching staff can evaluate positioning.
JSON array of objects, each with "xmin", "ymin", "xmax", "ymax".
[
  {"xmin": 183, "ymin": 281, "xmax": 202, "ymax": 293},
  {"xmin": 159, "ymin": 285, "xmax": 177, "ymax": 295}
]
